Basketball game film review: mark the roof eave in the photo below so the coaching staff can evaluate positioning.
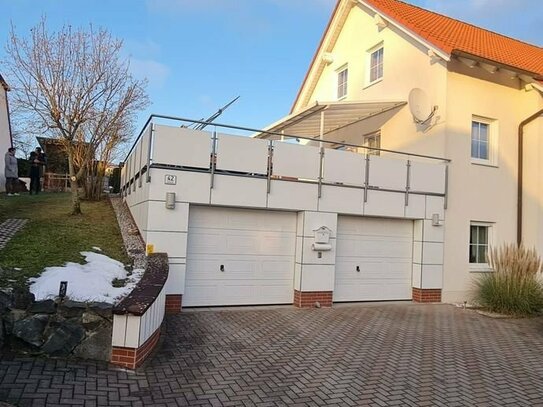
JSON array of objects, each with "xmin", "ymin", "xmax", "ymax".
[
  {"xmin": 452, "ymin": 50, "xmax": 543, "ymax": 81},
  {"xmin": 357, "ymin": 0, "xmax": 451, "ymax": 62},
  {"xmin": 290, "ymin": 0, "xmax": 349, "ymax": 114}
]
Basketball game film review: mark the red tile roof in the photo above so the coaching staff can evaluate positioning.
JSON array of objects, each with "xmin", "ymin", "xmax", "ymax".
[{"xmin": 364, "ymin": 0, "xmax": 543, "ymax": 77}]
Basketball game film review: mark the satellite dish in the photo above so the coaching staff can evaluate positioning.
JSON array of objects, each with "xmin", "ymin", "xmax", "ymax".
[{"xmin": 408, "ymin": 88, "xmax": 436, "ymax": 124}]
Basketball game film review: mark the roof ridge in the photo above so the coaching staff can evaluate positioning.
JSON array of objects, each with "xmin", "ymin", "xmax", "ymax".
[{"xmin": 384, "ymin": 0, "xmax": 542, "ymax": 50}]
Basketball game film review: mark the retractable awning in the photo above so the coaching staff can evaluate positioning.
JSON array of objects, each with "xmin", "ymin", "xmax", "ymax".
[{"xmin": 255, "ymin": 100, "xmax": 407, "ymax": 139}]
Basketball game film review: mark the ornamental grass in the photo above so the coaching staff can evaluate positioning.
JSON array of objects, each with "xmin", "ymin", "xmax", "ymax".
[{"xmin": 474, "ymin": 244, "xmax": 543, "ymax": 317}]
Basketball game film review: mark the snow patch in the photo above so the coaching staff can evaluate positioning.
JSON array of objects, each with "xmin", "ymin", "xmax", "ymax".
[
  {"xmin": 92, "ymin": 246, "xmax": 102, "ymax": 252},
  {"xmin": 29, "ymin": 252, "xmax": 144, "ymax": 304}
]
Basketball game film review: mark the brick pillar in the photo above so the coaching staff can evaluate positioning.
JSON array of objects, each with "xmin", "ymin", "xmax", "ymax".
[
  {"xmin": 165, "ymin": 294, "xmax": 182, "ymax": 314},
  {"xmin": 412, "ymin": 288, "xmax": 442, "ymax": 303},
  {"xmin": 293, "ymin": 290, "xmax": 333, "ymax": 308}
]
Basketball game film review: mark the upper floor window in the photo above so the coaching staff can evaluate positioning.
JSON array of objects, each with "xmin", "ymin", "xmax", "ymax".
[
  {"xmin": 367, "ymin": 44, "xmax": 384, "ymax": 85},
  {"xmin": 337, "ymin": 66, "xmax": 348, "ymax": 99},
  {"xmin": 471, "ymin": 116, "xmax": 497, "ymax": 165},
  {"xmin": 362, "ymin": 132, "xmax": 381, "ymax": 155}
]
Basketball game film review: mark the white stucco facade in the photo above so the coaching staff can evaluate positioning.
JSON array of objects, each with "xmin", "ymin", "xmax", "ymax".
[
  {"xmin": 288, "ymin": 1, "xmax": 543, "ymax": 303},
  {"xmin": 123, "ymin": 0, "xmax": 542, "ymax": 307}
]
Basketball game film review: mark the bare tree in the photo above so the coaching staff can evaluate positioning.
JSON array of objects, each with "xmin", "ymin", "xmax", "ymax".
[{"xmin": 4, "ymin": 18, "xmax": 149, "ymax": 214}]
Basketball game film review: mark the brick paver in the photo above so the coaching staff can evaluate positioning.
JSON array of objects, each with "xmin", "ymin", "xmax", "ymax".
[
  {"xmin": 2, "ymin": 303, "xmax": 543, "ymax": 406},
  {"xmin": 0, "ymin": 219, "xmax": 28, "ymax": 250}
]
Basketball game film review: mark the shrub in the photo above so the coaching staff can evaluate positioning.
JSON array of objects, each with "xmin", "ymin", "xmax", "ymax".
[{"xmin": 474, "ymin": 244, "xmax": 543, "ymax": 316}]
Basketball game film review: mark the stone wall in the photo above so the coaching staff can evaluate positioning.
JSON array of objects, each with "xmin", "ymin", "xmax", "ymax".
[{"xmin": 0, "ymin": 288, "xmax": 113, "ymax": 360}]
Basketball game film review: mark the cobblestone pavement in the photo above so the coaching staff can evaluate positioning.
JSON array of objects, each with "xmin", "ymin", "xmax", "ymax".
[
  {"xmin": 2, "ymin": 303, "xmax": 543, "ymax": 406},
  {"xmin": 0, "ymin": 219, "xmax": 28, "ymax": 251}
]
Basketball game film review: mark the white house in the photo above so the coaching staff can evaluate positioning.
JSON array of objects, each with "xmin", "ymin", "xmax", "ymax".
[
  {"xmin": 122, "ymin": 0, "xmax": 543, "ymax": 310},
  {"xmin": 0, "ymin": 74, "xmax": 13, "ymax": 193}
]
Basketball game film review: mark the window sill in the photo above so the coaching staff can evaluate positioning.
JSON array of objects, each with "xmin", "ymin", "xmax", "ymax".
[
  {"xmin": 471, "ymin": 160, "xmax": 498, "ymax": 168},
  {"xmin": 337, "ymin": 95, "xmax": 347, "ymax": 101},
  {"xmin": 363, "ymin": 78, "xmax": 383, "ymax": 90},
  {"xmin": 469, "ymin": 265, "xmax": 494, "ymax": 273}
]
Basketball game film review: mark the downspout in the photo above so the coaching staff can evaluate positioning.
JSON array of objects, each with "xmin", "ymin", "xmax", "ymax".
[{"xmin": 517, "ymin": 108, "xmax": 543, "ymax": 245}]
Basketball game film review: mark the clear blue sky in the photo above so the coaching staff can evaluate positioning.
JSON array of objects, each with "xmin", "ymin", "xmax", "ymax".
[{"xmin": 0, "ymin": 0, "xmax": 541, "ymax": 135}]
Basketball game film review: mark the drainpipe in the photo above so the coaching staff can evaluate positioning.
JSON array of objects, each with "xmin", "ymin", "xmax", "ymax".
[{"xmin": 517, "ymin": 108, "xmax": 543, "ymax": 245}]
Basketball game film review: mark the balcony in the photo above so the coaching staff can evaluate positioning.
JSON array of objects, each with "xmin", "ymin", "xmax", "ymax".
[{"xmin": 122, "ymin": 115, "xmax": 449, "ymax": 220}]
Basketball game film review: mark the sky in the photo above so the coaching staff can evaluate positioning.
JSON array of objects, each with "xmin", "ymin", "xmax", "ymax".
[{"xmin": 0, "ymin": 0, "xmax": 541, "ymax": 139}]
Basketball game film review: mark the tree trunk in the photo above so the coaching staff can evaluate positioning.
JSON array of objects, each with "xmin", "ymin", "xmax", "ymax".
[
  {"xmin": 70, "ymin": 178, "xmax": 81, "ymax": 215},
  {"xmin": 67, "ymin": 150, "xmax": 82, "ymax": 215}
]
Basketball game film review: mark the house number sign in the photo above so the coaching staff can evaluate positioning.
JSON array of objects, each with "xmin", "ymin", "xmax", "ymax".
[{"xmin": 164, "ymin": 174, "xmax": 177, "ymax": 185}]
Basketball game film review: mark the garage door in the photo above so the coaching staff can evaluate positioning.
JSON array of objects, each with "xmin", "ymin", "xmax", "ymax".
[
  {"xmin": 184, "ymin": 206, "xmax": 296, "ymax": 307},
  {"xmin": 335, "ymin": 216, "xmax": 413, "ymax": 302}
]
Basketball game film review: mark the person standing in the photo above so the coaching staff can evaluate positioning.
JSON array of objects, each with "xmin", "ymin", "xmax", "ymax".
[
  {"xmin": 29, "ymin": 151, "xmax": 40, "ymax": 195},
  {"xmin": 4, "ymin": 147, "xmax": 19, "ymax": 196}
]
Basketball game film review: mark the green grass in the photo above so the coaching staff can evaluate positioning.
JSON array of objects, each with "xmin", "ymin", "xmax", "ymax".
[{"xmin": 0, "ymin": 193, "xmax": 130, "ymax": 288}]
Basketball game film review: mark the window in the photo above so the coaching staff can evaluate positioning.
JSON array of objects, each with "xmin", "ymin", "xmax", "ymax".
[
  {"xmin": 471, "ymin": 121, "xmax": 489, "ymax": 160},
  {"xmin": 337, "ymin": 67, "xmax": 348, "ymax": 99},
  {"xmin": 362, "ymin": 132, "xmax": 381, "ymax": 155},
  {"xmin": 368, "ymin": 45, "xmax": 384, "ymax": 84},
  {"xmin": 469, "ymin": 223, "xmax": 493, "ymax": 270},
  {"xmin": 471, "ymin": 116, "xmax": 497, "ymax": 165}
]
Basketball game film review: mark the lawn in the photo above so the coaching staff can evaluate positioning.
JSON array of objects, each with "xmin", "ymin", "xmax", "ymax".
[{"xmin": 0, "ymin": 193, "xmax": 130, "ymax": 288}]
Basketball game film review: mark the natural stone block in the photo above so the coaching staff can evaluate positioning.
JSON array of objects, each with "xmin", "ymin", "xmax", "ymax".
[
  {"xmin": 30, "ymin": 300, "xmax": 56, "ymax": 314},
  {"xmin": 73, "ymin": 325, "xmax": 112, "ymax": 361},
  {"xmin": 12, "ymin": 314, "xmax": 48, "ymax": 347},
  {"xmin": 41, "ymin": 320, "xmax": 86, "ymax": 357},
  {"xmin": 12, "ymin": 287, "xmax": 35, "ymax": 310}
]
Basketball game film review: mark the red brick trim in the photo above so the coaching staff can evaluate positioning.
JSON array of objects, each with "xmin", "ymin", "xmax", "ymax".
[
  {"xmin": 293, "ymin": 290, "xmax": 333, "ymax": 308},
  {"xmin": 412, "ymin": 288, "xmax": 442, "ymax": 303},
  {"xmin": 165, "ymin": 294, "xmax": 182, "ymax": 314},
  {"xmin": 111, "ymin": 328, "xmax": 161, "ymax": 369}
]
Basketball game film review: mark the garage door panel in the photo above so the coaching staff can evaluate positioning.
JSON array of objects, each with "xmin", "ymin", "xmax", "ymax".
[
  {"xmin": 337, "ymin": 217, "xmax": 412, "ymax": 236},
  {"xmin": 186, "ymin": 206, "xmax": 296, "ymax": 306},
  {"xmin": 188, "ymin": 230, "xmax": 295, "ymax": 256},
  {"xmin": 335, "ymin": 216, "xmax": 413, "ymax": 302},
  {"xmin": 189, "ymin": 206, "xmax": 296, "ymax": 232},
  {"xmin": 336, "ymin": 238, "xmax": 412, "ymax": 258}
]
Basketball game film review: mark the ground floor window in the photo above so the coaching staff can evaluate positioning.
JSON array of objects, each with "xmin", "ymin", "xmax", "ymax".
[{"xmin": 469, "ymin": 222, "xmax": 492, "ymax": 268}]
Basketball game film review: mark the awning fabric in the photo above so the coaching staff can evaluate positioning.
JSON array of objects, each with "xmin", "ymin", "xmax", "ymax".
[{"xmin": 255, "ymin": 100, "xmax": 407, "ymax": 139}]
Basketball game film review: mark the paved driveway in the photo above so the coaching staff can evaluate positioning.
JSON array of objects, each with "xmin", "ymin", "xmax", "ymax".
[{"xmin": 1, "ymin": 303, "xmax": 543, "ymax": 406}]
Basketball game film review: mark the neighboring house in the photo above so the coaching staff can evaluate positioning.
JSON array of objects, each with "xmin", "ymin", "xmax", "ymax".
[
  {"xmin": 122, "ymin": 0, "xmax": 543, "ymax": 310},
  {"xmin": 0, "ymin": 74, "xmax": 13, "ymax": 193}
]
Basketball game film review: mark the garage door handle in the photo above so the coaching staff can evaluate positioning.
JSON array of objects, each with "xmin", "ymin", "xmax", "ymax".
[
  {"xmin": 220, "ymin": 265, "xmax": 225, "ymax": 272},
  {"xmin": 356, "ymin": 266, "xmax": 360, "ymax": 272}
]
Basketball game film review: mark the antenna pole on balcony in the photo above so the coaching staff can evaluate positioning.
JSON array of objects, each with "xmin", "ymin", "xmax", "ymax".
[{"xmin": 194, "ymin": 96, "xmax": 240, "ymax": 130}]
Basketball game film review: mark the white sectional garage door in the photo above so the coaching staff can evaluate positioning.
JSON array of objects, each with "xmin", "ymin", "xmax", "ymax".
[
  {"xmin": 335, "ymin": 216, "xmax": 413, "ymax": 302},
  {"xmin": 184, "ymin": 206, "xmax": 296, "ymax": 307}
]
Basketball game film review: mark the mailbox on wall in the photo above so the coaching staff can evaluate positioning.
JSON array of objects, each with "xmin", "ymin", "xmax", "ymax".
[{"xmin": 312, "ymin": 226, "xmax": 332, "ymax": 251}]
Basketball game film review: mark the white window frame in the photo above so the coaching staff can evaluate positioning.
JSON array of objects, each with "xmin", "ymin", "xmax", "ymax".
[
  {"xmin": 362, "ymin": 132, "xmax": 381, "ymax": 155},
  {"xmin": 469, "ymin": 221, "xmax": 494, "ymax": 272},
  {"xmin": 336, "ymin": 65, "xmax": 348, "ymax": 100},
  {"xmin": 365, "ymin": 43, "xmax": 384, "ymax": 87},
  {"xmin": 471, "ymin": 116, "xmax": 498, "ymax": 166}
]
